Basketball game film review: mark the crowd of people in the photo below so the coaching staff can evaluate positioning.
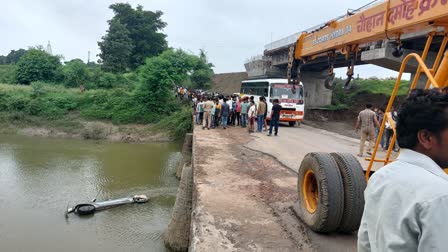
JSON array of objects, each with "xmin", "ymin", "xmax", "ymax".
[
  {"xmin": 356, "ymin": 87, "xmax": 448, "ymax": 157},
  {"xmin": 192, "ymin": 94, "xmax": 283, "ymax": 136},
  {"xmin": 355, "ymin": 104, "xmax": 400, "ymax": 157}
]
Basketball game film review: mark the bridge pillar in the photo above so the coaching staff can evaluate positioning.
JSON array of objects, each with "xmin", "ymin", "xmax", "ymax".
[{"xmin": 302, "ymin": 70, "xmax": 333, "ymax": 108}]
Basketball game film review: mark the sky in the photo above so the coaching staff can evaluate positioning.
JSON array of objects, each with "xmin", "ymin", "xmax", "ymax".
[{"xmin": 0, "ymin": 0, "xmax": 408, "ymax": 79}]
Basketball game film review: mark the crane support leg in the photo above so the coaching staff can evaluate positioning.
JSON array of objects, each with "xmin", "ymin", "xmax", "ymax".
[{"xmin": 434, "ymin": 51, "xmax": 448, "ymax": 89}]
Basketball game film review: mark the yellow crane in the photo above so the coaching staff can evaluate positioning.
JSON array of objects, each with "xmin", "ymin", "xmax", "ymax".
[{"xmin": 289, "ymin": 0, "xmax": 448, "ymax": 233}]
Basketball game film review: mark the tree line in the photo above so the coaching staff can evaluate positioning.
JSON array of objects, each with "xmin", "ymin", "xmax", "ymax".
[{"xmin": 0, "ymin": 3, "xmax": 214, "ymax": 90}]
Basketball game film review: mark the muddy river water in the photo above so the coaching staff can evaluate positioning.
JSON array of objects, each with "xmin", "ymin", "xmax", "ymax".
[{"xmin": 0, "ymin": 134, "xmax": 181, "ymax": 252}]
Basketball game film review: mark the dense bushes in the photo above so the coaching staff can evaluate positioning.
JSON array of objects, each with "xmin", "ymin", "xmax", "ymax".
[
  {"xmin": 0, "ymin": 82, "xmax": 184, "ymax": 124},
  {"xmin": 0, "ymin": 48, "xmax": 210, "ymax": 140},
  {"xmin": 16, "ymin": 49, "xmax": 63, "ymax": 84},
  {"xmin": 156, "ymin": 106, "xmax": 193, "ymax": 140},
  {"xmin": 63, "ymin": 59, "xmax": 89, "ymax": 88},
  {"xmin": 0, "ymin": 65, "xmax": 17, "ymax": 84},
  {"xmin": 0, "ymin": 83, "xmax": 78, "ymax": 120},
  {"xmin": 0, "ymin": 52, "xmax": 137, "ymax": 90},
  {"xmin": 328, "ymin": 78, "xmax": 410, "ymax": 110}
]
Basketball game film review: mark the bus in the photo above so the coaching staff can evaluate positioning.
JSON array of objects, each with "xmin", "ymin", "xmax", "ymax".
[{"xmin": 240, "ymin": 79, "xmax": 305, "ymax": 126}]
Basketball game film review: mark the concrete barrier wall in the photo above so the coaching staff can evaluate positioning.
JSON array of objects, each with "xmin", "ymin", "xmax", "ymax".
[{"xmin": 164, "ymin": 133, "xmax": 193, "ymax": 252}]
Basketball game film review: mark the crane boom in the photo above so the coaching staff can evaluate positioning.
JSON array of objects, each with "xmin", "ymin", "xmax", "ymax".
[{"xmin": 295, "ymin": 0, "xmax": 448, "ymax": 60}]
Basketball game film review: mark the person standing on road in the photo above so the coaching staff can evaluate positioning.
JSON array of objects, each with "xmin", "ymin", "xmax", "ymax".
[
  {"xmin": 257, "ymin": 97, "xmax": 267, "ymax": 132},
  {"xmin": 202, "ymin": 97, "xmax": 214, "ymax": 130},
  {"xmin": 221, "ymin": 98, "xmax": 230, "ymax": 129},
  {"xmin": 240, "ymin": 97, "xmax": 249, "ymax": 128},
  {"xmin": 226, "ymin": 96, "xmax": 233, "ymax": 126},
  {"xmin": 355, "ymin": 104, "xmax": 380, "ymax": 157},
  {"xmin": 376, "ymin": 108, "xmax": 386, "ymax": 149},
  {"xmin": 195, "ymin": 98, "xmax": 202, "ymax": 125},
  {"xmin": 385, "ymin": 107, "xmax": 399, "ymax": 152},
  {"xmin": 179, "ymin": 87, "xmax": 185, "ymax": 100},
  {"xmin": 248, "ymin": 100, "xmax": 256, "ymax": 133},
  {"xmin": 263, "ymin": 97, "xmax": 268, "ymax": 131},
  {"xmin": 210, "ymin": 100, "xmax": 216, "ymax": 129},
  {"xmin": 358, "ymin": 89, "xmax": 448, "ymax": 252},
  {"xmin": 267, "ymin": 99, "xmax": 282, "ymax": 136},
  {"xmin": 230, "ymin": 96, "xmax": 237, "ymax": 126},
  {"xmin": 214, "ymin": 99, "xmax": 221, "ymax": 128},
  {"xmin": 198, "ymin": 98, "xmax": 206, "ymax": 125},
  {"xmin": 236, "ymin": 98, "xmax": 242, "ymax": 126}
]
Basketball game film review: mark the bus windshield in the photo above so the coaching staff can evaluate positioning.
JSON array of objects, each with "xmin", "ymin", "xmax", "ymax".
[
  {"xmin": 270, "ymin": 84, "xmax": 303, "ymax": 100},
  {"xmin": 240, "ymin": 81, "xmax": 269, "ymax": 97}
]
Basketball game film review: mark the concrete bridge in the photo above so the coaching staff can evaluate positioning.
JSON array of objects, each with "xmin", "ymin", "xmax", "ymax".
[{"xmin": 165, "ymin": 121, "xmax": 391, "ymax": 251}]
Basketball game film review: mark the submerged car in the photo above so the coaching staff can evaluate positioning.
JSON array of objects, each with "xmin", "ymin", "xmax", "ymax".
[{"xmin": 66, "ymin": 195, "xmax": 149, "ymax": 216}]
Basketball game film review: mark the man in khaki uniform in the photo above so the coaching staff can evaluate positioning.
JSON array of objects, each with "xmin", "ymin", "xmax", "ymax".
[
  {"xmin": 202, "ymin": 97, "xmax": 214, "ymax": 130},
  {"xmin": 356, "ymin": 104, "xmax": 380, "ymax": 157}
]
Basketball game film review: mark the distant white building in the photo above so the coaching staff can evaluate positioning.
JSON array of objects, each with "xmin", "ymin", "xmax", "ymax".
[{"xmin": 46, "ymin": 41, "xmax": 52, "ymax": 55}]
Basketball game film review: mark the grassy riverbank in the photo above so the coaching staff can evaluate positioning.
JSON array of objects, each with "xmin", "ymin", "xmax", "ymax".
[
  {"xmin": 0, "ymin": 83, "xmax": 193, "ymax": 142},
  {"xmin": 327, "ymin": 78, "xmax": 410, "ymax": 110}
]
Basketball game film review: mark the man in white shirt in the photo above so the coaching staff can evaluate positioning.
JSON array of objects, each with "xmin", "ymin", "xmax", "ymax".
[
  {"xmin": 248, "ymin": 101, "xmax": 256, "ymax": 133},
  {"xmin": 358, "ymin": 89, "xmax": 448, "ymax": 252}
]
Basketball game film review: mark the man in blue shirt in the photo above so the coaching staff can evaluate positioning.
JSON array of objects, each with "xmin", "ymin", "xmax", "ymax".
[
  {"xmin": 267, "ymin": 99, "xmax": 282, "ymax": 136},
  {"xmin": 221, "ymin": 98, "xmax": 230, "ymax": 130},
  {"xmin": 358, "ymin": 89, "xmax": 448, "ymax": 252}
]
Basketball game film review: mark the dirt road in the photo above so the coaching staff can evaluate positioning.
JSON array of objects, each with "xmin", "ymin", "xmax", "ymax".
[
  {"xmin": 247, "ymin": 123, "xmax": 390, "ymax": 173},
  {"xmin": 190, "ymin": 123, "xmax": 373, "ymax": 251}
]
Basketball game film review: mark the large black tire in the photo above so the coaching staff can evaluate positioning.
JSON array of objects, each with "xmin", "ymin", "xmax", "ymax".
[
  {"xmin": 331, "ymin": 153, "xmax": 367, "ymax": 233},
  {"xmin": 289, "ymin": 121, "xmax": 296, "ymax": 127},
  {"xmin": 297, "ymin": 152, "xmax": 344, "ymax": 233},
  {"xmin": 75, "ymin": 204, "xmax": 96, "ymax": 215}
]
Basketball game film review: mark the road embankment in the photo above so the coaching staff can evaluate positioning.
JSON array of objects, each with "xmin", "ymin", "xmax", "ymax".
[{"xmin": 186, "ymin": 123, "xmax": 371, "ymax": 251}]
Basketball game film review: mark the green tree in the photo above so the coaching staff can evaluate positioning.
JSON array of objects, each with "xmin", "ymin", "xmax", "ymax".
[
  {"xmin": 99, "ymin": 3, "xmax": 168, "ymax": 70},
  {"xmin": 6, "ymin": 49, "xmax": 28, "ymax": 64},
  {"xmin": 98, "ymin": 19, "xmax": 133, "ymax": 72},
  {"xmin": 134, "ymin": 49, "xmax": 197, "ymax": 114},
  {"xmin": 190, "ymin": 49, "xmax": 214, "ymax": 89},
  {"xmin": 190, "ymin": 69, "xmax": 213, "ymax": 89},
  {"xmin": 16, "ymin": 49, "xmax": 62, "ymax": 84},
  {"xmin": 0, "ymin": 55, "xmax": 6, "ymax": 65},
  {"xmin": 63, "ymin": 59, "xmax": 89, "ymax": 88}
]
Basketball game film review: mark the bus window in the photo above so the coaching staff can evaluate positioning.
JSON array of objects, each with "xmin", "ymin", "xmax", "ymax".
[
  {"xmin": 241, "ymin": 82, "xmax": 269, "ymax": 97},
  {"xmin": 270, "ymin": 84, "xmax": 303, "ymax": 100}
]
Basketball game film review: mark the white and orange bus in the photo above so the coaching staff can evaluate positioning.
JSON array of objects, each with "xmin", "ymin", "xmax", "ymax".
[{"xmin": 240, "ymin": 79, "xmax": 304, "ymax": 126}]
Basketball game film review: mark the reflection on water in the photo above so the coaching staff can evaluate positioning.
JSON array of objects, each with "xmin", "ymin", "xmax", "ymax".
[{"xmin": 0, "ymin": 134, "xmax": 181, "ymax": 252}]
